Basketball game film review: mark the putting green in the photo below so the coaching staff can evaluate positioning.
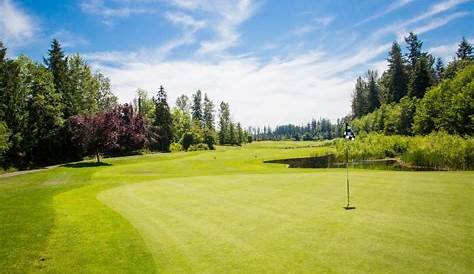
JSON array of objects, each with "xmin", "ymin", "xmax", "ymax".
[
  {"xmin": 0, "ymin": 142, "xmax": 472, "ymax": 273},
  {"xmin": 99, "ymin": 171, "xmax": 473, "ymax": 273}
]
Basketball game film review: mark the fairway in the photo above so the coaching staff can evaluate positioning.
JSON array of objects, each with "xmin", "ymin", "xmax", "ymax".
[{"xmin": 1, "ymin": 142, "xmax": 473, "ymax": 273}]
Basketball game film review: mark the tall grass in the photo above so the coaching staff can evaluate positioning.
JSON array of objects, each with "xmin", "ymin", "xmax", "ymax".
[{"xmin": 336, "ymin": 132, "xmax": 473, "ymax": 170}]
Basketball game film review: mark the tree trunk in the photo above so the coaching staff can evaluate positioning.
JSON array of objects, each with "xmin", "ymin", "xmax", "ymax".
[{"xmin": 96, "ymin": 149, "xmax": 100, "ymax": 163}]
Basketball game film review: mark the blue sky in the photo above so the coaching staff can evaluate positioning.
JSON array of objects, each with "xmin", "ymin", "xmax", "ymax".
[{"xmin": 1, "ymin": 0, "xmax": 473, "ymax": 126}]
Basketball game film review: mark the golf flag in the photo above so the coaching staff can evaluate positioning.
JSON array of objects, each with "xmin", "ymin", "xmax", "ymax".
[{"xmin": 343, "ymin": 124, "xmax": 356, "ymax": 141}]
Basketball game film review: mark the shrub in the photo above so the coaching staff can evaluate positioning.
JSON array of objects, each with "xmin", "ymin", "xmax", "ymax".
[
  {"xmin": 188, "ymin": 143, "xmax": 209, "ymax": 151},
  {"xmin": 0, "ymin": 122, "xmax": 10, "ymax": 154},
  {"xmin": 402, "ymin": 132, "xmax": 473, "ymax": 170},
  {"xmin": 180, "ymin": 132, "xmax": 194, "ymax": 151},
  {"xmin": 336, "ymin": 132, "xmax": 473, "ymax": 170},
  {"xmin": 336, "ymin": 133, "xmax": 408, "ymax": 161},
  {"xmin": 170, "ymin": 142, "xmax": 184, "ymax": 152}
]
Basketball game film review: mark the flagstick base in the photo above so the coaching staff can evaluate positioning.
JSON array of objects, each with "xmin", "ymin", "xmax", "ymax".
[{"xmin": 344, "ymin": 205, "xmax": 356, "ymax": 210}]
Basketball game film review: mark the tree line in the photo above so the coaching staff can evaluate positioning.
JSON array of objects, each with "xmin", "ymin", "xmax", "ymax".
[
  {"xmin": 249, "ymin": 117, "xmax": 348, "ymax": 141},
  {"xmin": 350, "ymin": 34, "xmax": 473, "ymax": 136},
  {"xmin": 133, "ymin": 87, "xmax": 251, "ymax": 153},
  {"xmin": 0, "ymin": 40, "xmax": 249, "ymax": 167}
]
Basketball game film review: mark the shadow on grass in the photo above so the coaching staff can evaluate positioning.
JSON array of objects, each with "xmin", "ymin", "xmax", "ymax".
[{"xmin": 62, "ymin": 162, "xmax": 112, "ymax": 168}]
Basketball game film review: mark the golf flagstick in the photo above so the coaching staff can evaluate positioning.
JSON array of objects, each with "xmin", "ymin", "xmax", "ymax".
[{"xmin": 343, "ymin": 124, "xmax": 356, "ymax": 210}]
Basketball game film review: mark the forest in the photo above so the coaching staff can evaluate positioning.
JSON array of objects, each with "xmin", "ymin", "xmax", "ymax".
[
  {"xmin": 350, "ymin": 33, "xmax": 472, "ymax": 136},
  {"xmin": 0, "ymin": 40, "xmax": 249, "ymax": 168}
]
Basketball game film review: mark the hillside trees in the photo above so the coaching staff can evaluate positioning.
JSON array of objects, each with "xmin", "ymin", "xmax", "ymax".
[{"xmin": 351, "ymin": 36, "xmax": 473, "ymax": 137}]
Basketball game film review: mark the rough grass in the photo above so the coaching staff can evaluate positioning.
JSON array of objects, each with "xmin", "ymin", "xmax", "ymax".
[{"xmin": 0, "ymin": 141, "xmax": 472, "ymax": 273}]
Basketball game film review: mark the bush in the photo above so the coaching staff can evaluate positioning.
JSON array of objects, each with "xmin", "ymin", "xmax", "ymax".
[
  {"xmin": 336, "ymin": 133, "xmax": 408, "ymax": 161},
  {"xmin": 180, "ymin": 132, "xmax": 194, "ymax": 151},
  {"xmin": 336, "ymin": 132, "xmax": 473, "ymax": 170},
  {"xmin": 0, "ymin": 122, "xmax": 10, "ymax": 154},
  {"xmin": 402, "ymin": 132, "xmax": 473, "ymax": 170},
  {"xmin": 170, "ymin": 142, "xmax": 184, "ymax": 152},
  {"xmin": 188, "ymin": 143, "xmax": 209, "ymax": 151}
]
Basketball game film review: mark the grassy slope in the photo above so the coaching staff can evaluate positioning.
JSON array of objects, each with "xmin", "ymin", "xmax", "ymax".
[{"xmin": 0, "ymin": 142, "xmax": 472, "ymax": 273}]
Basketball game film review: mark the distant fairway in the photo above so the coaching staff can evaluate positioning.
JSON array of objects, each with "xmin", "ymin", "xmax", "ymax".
[{"xmin": 0, "ymin": 142, "xmax": 472, "ymax": 273}]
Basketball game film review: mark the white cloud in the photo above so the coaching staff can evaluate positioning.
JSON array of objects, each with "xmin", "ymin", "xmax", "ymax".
[
  {"xmin": 87, "ymin": 39, "xmax": 391, "ymax": 127},
  {"xmin": 314, "ymin": 15, "xmax": 335, "ymax": 27},
  {"xmin": 0, "ymin": 0, "xmax": 37, "ymax": 48},
  {"xmin": 50, "ymin": 30, "xmax": 90, "ymax": 48},
  {"xmin": 291, "ymin": 15, "xmax": 335, "ymax": 37},
  {"xmin": 167, "ymin": 0, "xmax": 258, "ymax": 54},
  {"xmin": 355, "ymin": 0, "xmax": 415, "ymax": 26},
  {"xmin": 429, "ymin": 37, "xmax": 474, "ymax": 60},
  {"xmin": 80, "ymin": 0, "xmax": 158, "ymax": 24},
  {"xmin": 410, "ymin": 11, "xmax": 468, "ymax": 36},
  {"xmin": 374, "ymin": 0, "xmax": 470, "ymax": 39}
]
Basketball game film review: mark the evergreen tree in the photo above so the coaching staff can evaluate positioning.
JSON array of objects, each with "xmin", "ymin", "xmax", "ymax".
[
  {"xmin": 203, "ymin": 94, "xmax": 215, "ymax": 130},
  {"xmin": 366, "ymin": 70, "xmax": 381, "ymax": 113},
  {"xmin": 351, "ymin": 76, "xmax": 367, "ymax": 118},
  {"xmin": 44, "ymin": 39, "xmax": 70, "ymax": 117},
  {"xmin": 229, "ymin": 122, "xmax": 236, "ymax": 145},
  {"xmin": 202, "ymin": 93, "xmax": 216, "ymax": 149},
  {"xmin": 192, "ymin": 90, "xmax": 203, "ymax": 126},
  {"xmin": 456, "ymin": 37, "xmax": 473, "ymax": 60},
  {"xmin": 405, "ymin": 32, "xmax": 422, "ymax": 70},
  {"xmin": 408, "ymin": 55, "xmax": 434, "ymax": 98},
  {"xmin": 218, "ymin": 101, "xmax": 230, "ymax": 144},
  {"xmin": 434, "ymin": 57, "xmax": 445, "ymax": 82},
  {"xmin": 236, "ymin": 123, "xmax": 244, "ymax": 145},
  {"xmin": 152, "ymin": 86, "xmax": 173, "ymax": 152},
  {"xmin": 0, "ymin": 41, "xmax": 7, "ymax": 120},
  {"xmin": 386, "ymin": 41, "xmax": 408, "ymax": 102}
]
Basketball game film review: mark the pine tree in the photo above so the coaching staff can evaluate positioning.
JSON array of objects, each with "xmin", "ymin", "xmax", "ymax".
[
  {"xmin": 236, "ymin": 123, "xmax": 244, "ymax": 145},
  {"xmin": 434, "ymin": 57, "xmax": 444, "ymax": 82},
  {"xmin": 192, "ymin": 90, "xmax": 203, "ymax": 126},
  {"xmin": 0, "ymin": 41, "xmax": 7, "ymax": 120},
  {"xmin": 153, "ymin": 85, "xmax": 173, "ymax": 152},
  {"xmin": 405, "ymin": 32, "xmax": 422, "ymax": 70},
  {"xmin": 203, "ymin": 94, "xmax": 215, "ymax": 130},
  {"xmin": 202, "ymin": 93, "xmax": 216, "ymax": 149},
  {"xmin": 386, "ymin": 41, "xmax": 408, "ymax": 102},
  {"xmin": 229, "ymin": 122, "xmax": 236, "ymax": 145},
  {"xmin": 44, "ymin": 39, "xmax": 70, "ymax": 117},
  {"xmin": 456, "ymin": 37, "xmax": 473, "ymax": 60},
  {"xmin": 408, "ymin": 56, "xmax": 434, "ymax": 98},
  {"xmin": 218, "ymin": 101, "xmax": 230, "ymax": 145},
  {"xmin": 351, "ymin": 76, "xmax": 367, "ymax": 118},
  {"xmin": 366, "ymin": 70, "xmax": 380, "ymax": 113}
]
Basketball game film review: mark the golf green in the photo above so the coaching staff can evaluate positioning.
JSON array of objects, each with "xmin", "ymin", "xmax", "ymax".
[{"xmin": 0, "ymin": 142, "xmax": 472, "ymax": 273}]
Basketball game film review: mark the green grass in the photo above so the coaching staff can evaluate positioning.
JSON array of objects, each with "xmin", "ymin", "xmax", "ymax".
[{"xmin": 0, "ymin": 141, "xmax": 473, "ymax": 273}]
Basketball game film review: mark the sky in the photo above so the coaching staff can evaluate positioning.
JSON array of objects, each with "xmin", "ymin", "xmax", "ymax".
[{"xmin": 1, "ymin": 0, "xmax": 473, "ymax": 127}]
